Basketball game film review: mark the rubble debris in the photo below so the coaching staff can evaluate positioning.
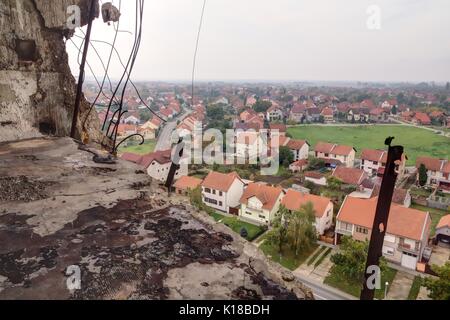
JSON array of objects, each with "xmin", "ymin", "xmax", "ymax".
[{"xmin": 0, "ymin": 176, "xmax": 51, "ymax": 202}]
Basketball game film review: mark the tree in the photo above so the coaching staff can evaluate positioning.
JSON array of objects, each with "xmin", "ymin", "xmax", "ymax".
[
  {"xmin": 279, "ymin": 146, "xmax": 294, "ymax": 167},
  {"xmin": 423, "ymin": 262, "xmax": 450, "ymax": 300},
  {"xmin": 206, "ymin": 105, "xmax": 225, "ymax": 121},
  {"xmin": 418, "ymin": 164, "xmax": 428, "ymax": 187},
  {"xmin": 266, "ymin": 206, "xmax": 290, "ymax": 255},
  {"xmin": 446, "ymin": 82, "xmax": 450, "ymax": 91},
  {"xmin": 287, "ymin": 202, "xmax": 317, "ymax": 256},
  {"xmin": 307, "ymin": 157, "xmax": 325, "ymax": 171},
  {"xmin": 327, "ymin": 176, "xmax": 343, "ymax": 190},
  {"xmin": 188, "ymin": 186, "xmax": 203, "ymax": 209},
  {"xmin": 391, "ymin": 105, "xmax": 397, "ymax": 115},
  {"xmin": 330, "ymin": 236, "xmax": 387, "ymax": 283},
  {"xmin": 253, "ymin": 100, "xmax": 272, "ymax": 113},
  {"xmin": 139, "ymin": 109, "xmax": 152, "ymax": 123}
]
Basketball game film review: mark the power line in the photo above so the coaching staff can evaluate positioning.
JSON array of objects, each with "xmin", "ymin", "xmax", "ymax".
[{"xmin": 191, "ymin": 0, "xmax": 208, "ymax": 108}]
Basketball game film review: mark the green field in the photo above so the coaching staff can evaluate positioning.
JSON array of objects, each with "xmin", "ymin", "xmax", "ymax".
[
  {"xmin": 118, "ymin": 140, "xmax": 156, "ymax": 155},
  {"xmin": 288, "ymin": 125, "xmax": 450, "ymax": 165}
]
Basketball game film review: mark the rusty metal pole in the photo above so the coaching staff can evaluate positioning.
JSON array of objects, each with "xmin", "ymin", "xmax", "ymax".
[
  {"xmin": 70, "ymin": 0, "xmax": 97, "ymax": 138},
  {"xmin": 360, "ymin": 137, "xmax": 404, "ymax": 300},
  {"xmin": 165, "ymin": 138, "xmax": 185, "ymax": 196}
]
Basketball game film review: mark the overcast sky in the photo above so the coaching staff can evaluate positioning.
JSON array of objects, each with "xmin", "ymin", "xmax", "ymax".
[{"xmin": 67, "ymin": 0, "xmax": 450, "ymax": 83}]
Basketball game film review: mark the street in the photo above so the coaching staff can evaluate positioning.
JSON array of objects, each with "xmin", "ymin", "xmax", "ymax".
[{"xmin": 295, "ymin": 273, "xmax": 357, "ymax": 300}]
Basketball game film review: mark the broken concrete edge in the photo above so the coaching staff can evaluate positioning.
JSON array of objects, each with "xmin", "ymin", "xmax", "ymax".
[
  {"xmin": 189, "ymin": 209, "xmax": 315, "ymax": 300},
  {"xmin": 0, "ymin": 0, "xmax": 105, "ymax": 144}
]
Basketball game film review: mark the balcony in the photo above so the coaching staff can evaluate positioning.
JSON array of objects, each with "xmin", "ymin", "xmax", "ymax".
[
  {"xmin": 398, "ymin": 242, "xmax": 420, "ymax": 254},
  {"xmin": 245, "ymin": 206, "xmax": 264, "ymax": 216}
]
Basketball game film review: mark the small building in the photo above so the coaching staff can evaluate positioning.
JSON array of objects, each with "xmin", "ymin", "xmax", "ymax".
[
  {"xmin": 287, "ymin": 139, "xmax": 310, "ymax": 161},
  {"xmin": 174, "ymin": 176, "xmax": 203, "ymax": 196},
  {"xmin": 266, "ymin": 105, "xmax": 284, "ymax": 122},
  {"xmin": 201, "ymin": 171, "xmax": 245, "ymax": 214},
  {"xmin": 281, "ymin": 189, "xmax": 333, "ymax": 235},
  {"xmin": 304, "ymin": 171, "xmax": 327, "ymax": 186},
  {"xmin": 320, "ymin": 107, "xmax": 334, "ymax": 123},
  {"xmin": 289, "ymin": 159, "xmax": 308, "ymax": 173},
  {"xmin": 435, "ymin": 215, "xmax": 450, "ymax": 244},
  {"xmin": 239, "ymin": 182, "xmax": 284, "ymax": 225},
  {"xmin": 332, "ymin": 166, "xmax": 368, "ymax": 186},
  {"xmin": 361, "ymin": 148, "xmax": 406, "ymax": 179}
]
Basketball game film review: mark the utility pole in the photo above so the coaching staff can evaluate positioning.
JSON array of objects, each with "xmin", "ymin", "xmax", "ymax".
[
  {"xmin": 70, "ymin": 0, "xmax": 97, "ymax": 138},
  {"xmin": 360, "ymin": 137, "xmax": 404, "ymax": 300}
]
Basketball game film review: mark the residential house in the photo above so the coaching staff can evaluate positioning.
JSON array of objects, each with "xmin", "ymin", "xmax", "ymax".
[
  {"xmin": 289, "ymin": 103, "xmax": 306, "ymax": 123},
  {"xmin": 335, "ymin": 196, "xmax": 431, "ymax": 270},
  {"xmin": 371, "ymin": 185, "xmax": 412, "ymax": 208},
  {"xmin": 369, "ymin": 108, "xmax": 389, "ymax": 123},
  {"xmin": 416, "ymin": 157, "xmax": 450, "ymax": 192},
  {"xmin": 235, "ymin": 130, "xmax": 259, "ymax": 162},
  {"xmin": 122, "ymin": 113, "xmax": 140, "ymax": 125},
  {"xmin": 121, "ymin": 149, "xmax": 188, "ymax": 182},
  {"xmin": 267, "ymin": 105, "xmax": 284, "ymax": 122},
  {"xmin": 314, "ymin": 142, "xmax": 356, "ymax": 168},
  {"xmin": 435, "ymin": 215, "xmax": 450, "ymax": 244},
  {"xmin": 201, "ymin": 171, "xmax": 245, "ymax": 214},
  {"xmin": 286, "ymin": 139, "xmax": 310, "ymax": 161},
  {"xmin": 174, "ymin": 176, "xmax": 203, "ymax": 196},
  {"xmin": 360, "ymin": 149, "xmax": 406, "ymax": 178},
  {"xmin": 306, "ymin": 107, "xmax": 321, "ymax": 122},
  {"xmin": 281, "ymin": 189, "xmax": 333, "ymax": 235},
  {"xmin": 289, "ymin": 159, "xmax": 308, "ymax": 173},
  {"xmin": 138, "ymin": 127, "xmax": 156, "ymax": 140},
  {"xmin": 239, "ymin": 182, "xmax": 284, "ymax": 225},
  {"xmin": 347, "ymin": 107, "xmax": 370, "ymax": 122},
  {"xmin": 304, "ymin": 171, "xmax": 327, "ymax": 186},
  {"xmin": 320, "ymin": 107, "xmax": 334, "ymax": 123},
  {"xmin": 332, "ymin": 166, "xmax": 368, "ymax": 186},
  {"xmin": 412, "ymin": 112, "xmax": 431, "ymax": 126}
]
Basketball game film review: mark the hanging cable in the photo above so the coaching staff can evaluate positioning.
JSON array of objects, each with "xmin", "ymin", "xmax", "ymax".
[{"xmin": 191, "ymin": 0, "xmax": 208, "ymax": 108}]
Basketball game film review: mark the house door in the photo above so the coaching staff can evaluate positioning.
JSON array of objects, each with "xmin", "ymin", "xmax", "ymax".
[{"xmin": 401, "ymin": 252, "xmax": 418, "ymax": 270}]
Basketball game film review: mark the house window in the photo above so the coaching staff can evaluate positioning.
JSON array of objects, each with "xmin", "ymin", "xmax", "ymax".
[
  {"xmin": 362, "ymin": 160, "xmax": 365, "ymax": 165},
  {"xmin": 356, "ymin": 226, "xmax": 368, "ymax": 234},
  {"xmin": 325, "ymin": 153, "xmax": 329, "ymax": 157},
  {"xmin": 205, "ymin": 188, "xmax": 211, "ymax": 193},
  {"xmin": 258, "ymin": 215, "xmax": 265, "ymax": 219},
  {"xmin": 204, "ymin": 197, "xmax": 218, "ymax": 205},
  {"xmin": 340, "ymin": 222, "xmax": 352, "ymax": 231},
  {"xmin": 373, "ymin": 161, "xmax": 378, "ymax": 165},
  {"xmin": 219, "ymin": 191, "xmax": 223, "ymax": 196},
  {"xmin": 219, "ymin": 201, "xmax": 223, "ymax": 206},
  {"xmin": 212, "ymin": 190, "xmax": 216, "ymax": 195}
]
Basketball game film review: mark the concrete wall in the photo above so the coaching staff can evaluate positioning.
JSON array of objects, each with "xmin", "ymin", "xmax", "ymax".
[{"xmin": 0, "ymin": 0, "xmax": 102, "ymax": 143}]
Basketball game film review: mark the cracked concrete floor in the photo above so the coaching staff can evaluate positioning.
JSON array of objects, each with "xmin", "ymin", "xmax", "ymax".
[{"xmin": 0, "ymin": 137, "xmax": 311, "ymax": 300}]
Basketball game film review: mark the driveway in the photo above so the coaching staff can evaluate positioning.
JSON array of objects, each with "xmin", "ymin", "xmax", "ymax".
[
  {"xmin": 386, "ymin": 271, "xmax": 414, "ymax": 300},
  {"xmin": 429, "ymin": 245, "xmax": 450, "ymax": 267}
]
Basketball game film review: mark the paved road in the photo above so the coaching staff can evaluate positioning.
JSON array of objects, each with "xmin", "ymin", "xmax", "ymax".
[
  {"xmin": 295, "ymin": 273, "xmax": 357, "ymax": 300},
  {"xmin": 389, "ymin": 117, "xmax": 450, "ymax": 137},
  {"xmin": 154, "ymin": 109, "xmax": 192, "ymax": 151}
]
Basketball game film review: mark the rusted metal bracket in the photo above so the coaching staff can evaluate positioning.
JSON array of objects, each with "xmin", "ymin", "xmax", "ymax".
[{"xmin": 165, "ymin": 138, "xmax": 185, "ymax": 196}]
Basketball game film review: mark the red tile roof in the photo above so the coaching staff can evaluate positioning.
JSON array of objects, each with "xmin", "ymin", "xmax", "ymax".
[
  {"xmin": 287, "ymin": 139, "xmax": 308, "ymax": 150},
  {"xmin": 332, "ymin": 144, "xmax": 355, "ymax": 156},
  {"xmin": 416, "ymin": 156, "xmax": 444, "ymax": 171},
  {"xmin": 174, "ymin": 176, "xmax": 203, "ymax": 191},
  {"xmin": 240, "ymin": 183, "xmax": 284, "ymax": 211},
  {"xmin": 337, "ymin": 197, "xmax": 429, "ymax": 240},
  {"xmin": 437, "ymin": 215, "xmax": 450, "ymax": 229},
  {"xmin": 361, "ymin": 149, "xmax": 386, "ymax": 162},
  {"xmin": 314, "ymin": 142, "xmax": 335, "ymax": 153},
  {"xmin": 304, "ymin": 171, "xmax": 325, "ymax": 179},
  {"xmin": 332, "ymin": 166, "xmax": 367, "ymax": 185},
  {"xmin": 201, "ymin": 171, "xmax": 242, "ymax": 192},
  {"xmin": 282, "ymin": 189, "xmax": 331, "ymax": 218},
  {"xmin": 414, "ymin": 112, "xmax": 431, "ymax": 125}
]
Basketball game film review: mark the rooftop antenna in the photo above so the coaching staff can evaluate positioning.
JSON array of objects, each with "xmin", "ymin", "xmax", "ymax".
[{"xmin": 360, "ymin": 137, "xmax": 404, "ymax": 300}]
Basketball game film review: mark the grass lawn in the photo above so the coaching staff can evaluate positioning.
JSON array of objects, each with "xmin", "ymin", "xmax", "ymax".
[
  {"xmin": 324, "ymin": 267, "xmax": 397, "ymax": 299},
  {"xmin": 306, "ymin": 246, "xmax": 326, "ymax": 266},
  {"xmin": 314, "ymin": 247, "xmax": 332, "ymax": 268},
  {"xmin": 221, "ymin": 216, "xmax": 266, "ymax": 241},
  {"xmin": 118, "ymin": 140, "xmax": 156, "ymax": 155},
  {"xmin": 210, "ymin": 211, "xmax": 225, "ymax": 222},
  {"xmin": 287, "ymin": 125, "xmax": 450, "ymax": 165},
  {"xmin": 407, "ymin": 276, "xmax": 423, "ymax": 300},
  {"xmin": 411, "ymin": 204, "xmax": 448, "ymax": 236},
  {"xmin": 260, "ymin": 241, "xmax": 319, "ymax": 271}
]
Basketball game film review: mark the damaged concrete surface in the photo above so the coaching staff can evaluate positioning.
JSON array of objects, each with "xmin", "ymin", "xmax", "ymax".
[
  {"xmin": 0, "ymin": 138, "xmax": 313, "ymax": 300},
  {"xmin": 0, "ymin": 0, "xmax": 102, "ymax": 143}
]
